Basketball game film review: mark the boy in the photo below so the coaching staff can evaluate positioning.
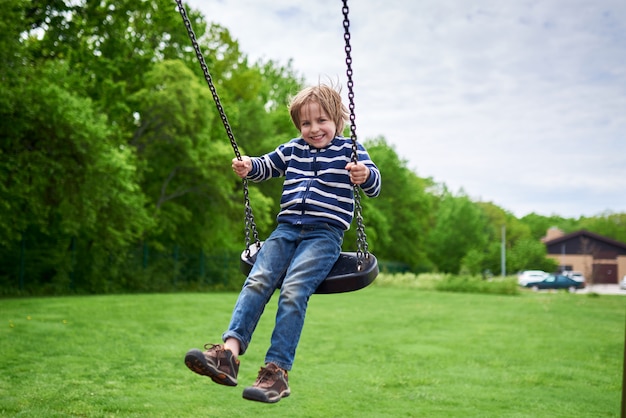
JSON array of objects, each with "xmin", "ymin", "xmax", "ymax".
[{"xmin": 185, "ymin": 83, "xmax": 381, "ymax": 403}]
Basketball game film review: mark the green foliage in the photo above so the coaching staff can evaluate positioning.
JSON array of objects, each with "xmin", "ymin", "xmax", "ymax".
[
  {"xmin": 426, "ymin": 188, "xmax": 490, "ymax": 273},
  {"xmin": 1, "ymin": 1, "xmax": 625, "ymax": 295},
  {"xmin": 374, "ymin": 272, "xmax": 520, "ymax": 295},
  {"xmin": 1, "ymin": 61, "xmax": 152, "ymax": 244},
  {"xmin": 520, "ymin": 212, "xmax": 578, "ymax": 240},
  {"xmin": 0, "ymin": 0, "xmax": 27, "ymax": 81},
  {"xmin": 474, "ymin": 201, "xmax": 535, "ymax": 274},
  {"xmin": 514, "ymin": 212, "xmax": 626, "ymax": 272},
  {"xmin": 27, "ymin": 0, "xmax": 199, "ymax": 130},
  {"xmin": 508, "ymin": 238, "xmax": 559, "ymax": 273},
  {"xmin": 434, "ymin": 275, "xmax": 519, "ymax": 295},
  {"xmin": 0, "ymin": 0, "xmax": 306, "ymax": 293},
  {"xmin": 578, "ymin": 211, "xmax": 626, "ymax": 243},
  {"xmin": 356, "ymin": 137, "xmax": 434, "ymax": 269},
  {"xmin": 130, "ymin": 59, "xmax": 239, "ymax": 249},
  {"xmin": 459, "ymin": 247, "xmax": 489, "ymax": 275}
]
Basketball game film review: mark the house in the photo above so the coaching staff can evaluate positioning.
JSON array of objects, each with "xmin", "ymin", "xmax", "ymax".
[{"xmin": 542, "ymin": 228, "xmax": 626, "ymax": 284}]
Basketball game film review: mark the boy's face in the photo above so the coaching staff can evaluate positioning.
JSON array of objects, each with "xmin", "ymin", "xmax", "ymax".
[{"xmin": 298, "ymin": 101, "xmax": 336, "ymax": 149}]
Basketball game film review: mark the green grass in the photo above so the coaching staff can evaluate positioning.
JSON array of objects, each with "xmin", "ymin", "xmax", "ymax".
[{"xmin": 1, "ymin": 283, "xmax": 624, "ymax": 417}]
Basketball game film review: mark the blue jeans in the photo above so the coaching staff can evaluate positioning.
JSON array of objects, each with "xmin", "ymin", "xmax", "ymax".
[{"xmin": 222, "ymin": 223, "xmax": 343, "ymax": 371}]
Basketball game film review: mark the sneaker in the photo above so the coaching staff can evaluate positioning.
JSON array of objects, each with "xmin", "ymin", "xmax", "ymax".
[
  {"xmin": 184, "ymin": 344, "xmax": 239, "ymax": 386},
  {"xmin": 242, "ymin": 363, "xmax": 290, "ymax": 403}
]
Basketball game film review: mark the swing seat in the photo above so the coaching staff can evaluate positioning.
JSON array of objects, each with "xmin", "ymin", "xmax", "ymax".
[{"xmin": 239, "ymin": 242, "xmax": 378, "ymax": 294}]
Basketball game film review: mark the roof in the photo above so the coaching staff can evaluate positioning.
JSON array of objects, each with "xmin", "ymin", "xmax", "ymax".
[{"xmin": 543, "ymin": 229, "xmax": 626, "ymax": 250}]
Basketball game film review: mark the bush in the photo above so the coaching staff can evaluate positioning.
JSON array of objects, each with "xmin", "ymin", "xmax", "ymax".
[
  {"xmin": 374, "ymin": 272, "xmax": 519, "ymax": 295},
  {"xmin": 435, "ymin": 275, "xmax": 519, "ymax": 295}
]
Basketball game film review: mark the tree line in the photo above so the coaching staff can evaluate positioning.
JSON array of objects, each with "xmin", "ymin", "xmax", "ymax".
[{"xmin": 2, "ymin": 0, "xmax": 625, "ymax": 295}]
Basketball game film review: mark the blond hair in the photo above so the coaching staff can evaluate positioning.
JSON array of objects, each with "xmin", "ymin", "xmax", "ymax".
[{"xmin": 289, "ymin": 84, "xmax": 349, "ymax": 136}]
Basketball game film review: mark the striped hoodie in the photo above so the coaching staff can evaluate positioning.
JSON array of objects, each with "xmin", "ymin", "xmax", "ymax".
[{"xmin": 247, "ymin": 136, "xmax": 381, "ymax": 231}]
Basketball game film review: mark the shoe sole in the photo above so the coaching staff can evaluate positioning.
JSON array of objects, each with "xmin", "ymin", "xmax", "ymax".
[
  {"xmin": 184, "ymin": 349, "xmax": 237, "ymax": 386},
  {"xmin": 242, "ymin": 386, "xmax": 291, "ymax": 403}
]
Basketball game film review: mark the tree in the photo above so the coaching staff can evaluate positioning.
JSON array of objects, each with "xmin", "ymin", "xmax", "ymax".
[
  {"xmin": 507, "ymin": 238, "xmax": 558, "ymax": 273},
  {"xmin": 129, "ymin": 59, "xmax": 277, "ymax": 251},
  {"xmin": 520, "ymin": 213, "xmax": 578, "ymax": 240},
  {"xmin": 0, "ymin": 61, "xmax": 153, "ymax": 291},
  {"xmin": 473, "ymin": 202, "xmax": 537, "ymax": 275},
  {"xmin": 578, "ymin": 212, "xmax": 626, "ymax": 243},
  {"xmin": 426, "ymin": 189, "xmax": 490, "ymax": 273},
  {"xmin": 25, "ymin": 0, "xmax": 203, "ymax": 133},
  {"xmin": 357, "ymin": 137, "xmax": 434, "ymax": 271}
]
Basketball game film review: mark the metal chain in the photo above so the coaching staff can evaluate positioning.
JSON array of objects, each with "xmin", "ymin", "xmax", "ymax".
[
  {"xmin": 175, "ymin": 0, "xmax": 260, "ymax": 254},
  {"xmin": 177, "ymin": 0, "xmax": 367, "ymax": 261},
  {"xmin": 342, "ymin": 0, "xmax": 369, "ymax": 268}
]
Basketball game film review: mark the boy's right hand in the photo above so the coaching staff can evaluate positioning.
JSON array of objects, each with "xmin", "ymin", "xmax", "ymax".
[{"xmin": 232, "ymin": 156, "xmax": 252, "ymax": 179}]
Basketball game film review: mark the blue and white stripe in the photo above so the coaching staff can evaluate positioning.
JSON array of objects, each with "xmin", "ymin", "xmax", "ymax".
[{"xmin": 247, "ymin": 136, "xmax": 381, "ymax": 230}]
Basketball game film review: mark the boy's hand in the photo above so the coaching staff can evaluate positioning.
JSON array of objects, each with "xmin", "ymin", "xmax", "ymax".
[
  {"xmin": 232, "ymin": 156, "xmax": 252, "ymax": 178},
  {"xmin": 345, "ymin": 162, "xmax": 370, "ymax": 185}
]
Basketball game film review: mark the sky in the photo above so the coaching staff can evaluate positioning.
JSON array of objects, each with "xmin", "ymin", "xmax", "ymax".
[{"xmin": 184, "ymin": 0, "xmax": 626, "ymax": 219}]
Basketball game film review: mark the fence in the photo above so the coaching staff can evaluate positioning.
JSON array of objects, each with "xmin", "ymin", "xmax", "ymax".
[{"xmin": 1, "ymin": 234, "xmax": 245, "ymax": 295}]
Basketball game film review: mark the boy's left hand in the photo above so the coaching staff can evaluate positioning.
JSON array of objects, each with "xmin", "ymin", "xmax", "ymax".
[{"xmin": 345, "ymin": 162, "xmax": 370, "ymax": 185}]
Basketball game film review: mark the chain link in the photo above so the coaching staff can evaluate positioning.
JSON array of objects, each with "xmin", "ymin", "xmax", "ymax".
[
  {"xmin": 175, "ymin": 0, "xmax": 260, "ymax": 254},
  {"xmin": 342, "ymin": 0, "xmax": 369, "ymax": 269},
  {"xmin": 177, "ymin": 0, "xmax": 367, "ymax": 262}
]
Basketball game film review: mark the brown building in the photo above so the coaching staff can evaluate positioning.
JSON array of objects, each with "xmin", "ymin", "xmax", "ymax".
[{"xmin": 542, "ymin": 228, "xmax": 626, "ymax": 284}]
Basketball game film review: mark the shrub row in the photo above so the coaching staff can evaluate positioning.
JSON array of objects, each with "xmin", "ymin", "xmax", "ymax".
[{"xmin": 374, "ymin": 272, "xmax": 520, "ymax": 295}]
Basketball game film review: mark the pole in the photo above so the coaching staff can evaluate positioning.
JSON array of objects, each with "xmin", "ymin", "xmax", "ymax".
[
  {"xmin": 621, "ymin": 310, "xmax": 625, "ymax": 418},
  {"xmin": 501, "ymin": 225, "xmax": 506, "ymax": 276}
]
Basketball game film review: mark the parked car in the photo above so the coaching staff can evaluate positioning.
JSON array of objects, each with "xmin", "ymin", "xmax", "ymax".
[
  {"xmin": 564, "ymin": 271, "xmax": 586, "ymax": 283},
  {"xmin": 620, "ymin": 276, "xmax": 626, "ymax": 290},
  {"xmin": 524, "ymin": 274, "xmax": 586, "ymax": 292},
  {"xmin": 517, "ymin": 270, "xmax": 548, "ymax": 286}
]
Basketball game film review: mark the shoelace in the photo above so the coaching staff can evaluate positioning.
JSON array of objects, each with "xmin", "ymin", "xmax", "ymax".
[
  {"xmin": 256, "ymin": 366, "xmax": 278, "ymax": 384},
  {"xmin": 203, "ymin": 343, "xmax": 223, "ymax": 352},
  {"xmin": 203, "ymin": 344, "xmax": 228, "ymax": 366}
]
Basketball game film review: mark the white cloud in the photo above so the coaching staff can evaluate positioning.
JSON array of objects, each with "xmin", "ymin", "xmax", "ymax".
[{"xmin": 184, "ymin": 0, "xmax": 626, "ymax": 218}]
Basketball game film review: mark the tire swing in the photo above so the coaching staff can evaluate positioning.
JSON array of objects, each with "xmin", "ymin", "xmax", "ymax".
[{"xmin": 176, "ymin": 0, "xmax": 378, "ymax": 294}]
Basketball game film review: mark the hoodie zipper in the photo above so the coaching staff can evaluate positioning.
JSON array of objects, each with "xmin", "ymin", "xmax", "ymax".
[{"xmin": 300, "ymin": 148, "xmax": 317, "ymax": 218}]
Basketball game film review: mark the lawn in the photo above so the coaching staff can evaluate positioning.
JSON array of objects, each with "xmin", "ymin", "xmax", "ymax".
[{"xmin": 1, "ymin": 284, "xmax": 624, "ymax": 417}]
